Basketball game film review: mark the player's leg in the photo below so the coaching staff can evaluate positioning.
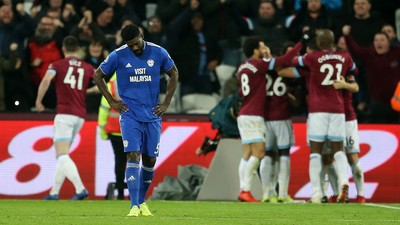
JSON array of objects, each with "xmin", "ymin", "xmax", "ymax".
[
  {"xmin": 121, "ymin": 118, "xmax": 142, "ymax": 217},
  {"xmin": 260, "ymin": 150, "xmax": 274, "ymax": 202},
  {"xmin": 321, "ymin": 149, "xmax": 338, "ymax": 202},
  {"xmin": 329, "ymin": 113, "xmax": 349, "ymax": 203},
  {"xmin": 345, "ymin": 120, "xmax": 365, "ymax": 203},
  {"xmin": 47, "ymin": 114, "xmax": 87, "ymax": 200},
  {"xmin": 347, "ymin": 153, "xmax": 365, "ymax": 203},
  {"xmin": 237, "ymin": 115, "xmax": 265, "ymax": 202},
  {"xmin": 260, "ymin": 121, "xmax": 275, "ymax": 202},
  {"xmin": 275, "ymin": 120, "xmax": 294, "ymax": 203},
  {"xmin": 109, "ymin": 134, "xmax": 127, "ymax": 200},
  {"xmin": 307, "ymin": 113, "xmax": 328, "ymax": 203},
  {"xmin": 239, "ymin": 144, "xmax": 250, "ymax": 192},
  {"xmin": 137, "ymin": 121, "xmax": 161, "ymax": 216}
]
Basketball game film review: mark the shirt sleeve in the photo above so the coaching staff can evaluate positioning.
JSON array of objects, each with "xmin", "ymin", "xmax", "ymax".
[
  {"xmin": 99, "ymin": 51, "xmax": 118, "ymax": 76},
  {"xmin": 160, "ymin": 47, "xmax": 174, "ymax": 73}
]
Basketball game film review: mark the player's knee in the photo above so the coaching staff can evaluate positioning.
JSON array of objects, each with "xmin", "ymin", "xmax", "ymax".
[
  {"xmin": 127, "ymin": 152, "xmax": 141, "ymax": 162},
  {"xmin": 142, "ymin": 154, "xmax": 156, "ymax": 167}
]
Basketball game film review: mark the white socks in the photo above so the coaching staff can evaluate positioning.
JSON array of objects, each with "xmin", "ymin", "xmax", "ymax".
[
  {"xmin": 49, "ymin": 158, "xmax": 66, "ymax": 195},
  {"xmin": 327, "ymin": 163, "xmax": 339, "ymax": 195},
  {"xmin": 278, "ymin": 156, "xmax": 290, "ymax": 199},
  {"xmin": 238, "ymin": 158, "xmax": 247, "ymax": 190},
  {"xmin": 51, "ymin": 154, "xmax": 85, "ymax": 194},
  {"xmin": 333, "ymin": 151, "xmax": 349, "ymax": 187},
  {"xmin": 351, "ymin": 161, "xmax": 365, "ymax": 196},
  {"xmin": 243, "ymin": 156, "xmax": 260, "ymax": 192},
  {"xmin": 260, "ymin": 155, "xmax": 273, "ymax": 198},
  {"xmin": 309, "ymin": 153, "xmax": 322, "ymax": 199}
]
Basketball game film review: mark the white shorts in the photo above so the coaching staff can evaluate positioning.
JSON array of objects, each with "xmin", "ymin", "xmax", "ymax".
[
  {"xmin": 344, "ymin": 120, "xmax": 360, "ymax": 154},
  {"xmin": 307, "ymin": 113, "xmax": 345, "ymax": 142},
  {"xmin": 237, "ymin": 115, "xmax": 266, "ymax": 144},
  {"xmin": 54, "ymin": 114, "xmax": 84, "ymax": 142},
  {"xmin": 265, "ymin": 120, "xmax": 294, "ymax": 151}
]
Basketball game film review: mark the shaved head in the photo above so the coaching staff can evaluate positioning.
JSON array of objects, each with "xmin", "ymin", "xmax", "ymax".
[{"xmin": 316, "ymin": 29, "xmax": 334, "ymax": 50}]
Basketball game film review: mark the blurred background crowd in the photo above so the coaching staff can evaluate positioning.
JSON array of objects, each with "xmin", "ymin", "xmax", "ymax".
[{"xmin": 0, "ymin": 0, "xmax": 399, "ymax": 123}]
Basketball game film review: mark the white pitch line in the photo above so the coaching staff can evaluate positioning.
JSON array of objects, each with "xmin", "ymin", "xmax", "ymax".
[{"xmin": 364, "ymin": 203, "xmax": 400, "ymax": 210}]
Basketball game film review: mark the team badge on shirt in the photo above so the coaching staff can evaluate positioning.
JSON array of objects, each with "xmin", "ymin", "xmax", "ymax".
[
  {"xmin": 123, "ymin": 140, "xmax": 129, "ymax": 148},
  {"xmin": 147, "ymin": 59, "xmax": 154, "ymax": 67}
]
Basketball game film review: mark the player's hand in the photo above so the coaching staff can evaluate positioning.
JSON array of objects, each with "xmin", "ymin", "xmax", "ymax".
[
  {"xmin": 301, "ymin": 30, "xmax": 314, "ymax": 45},
  {"xmin": 36, "ymin": 101, "xmax": 45, "ymax": 112},
  {"xmin": 153, "ymin": 102, "xmax": 170, "ymax": 117},
  {"xmin": 333, "ymin": 76, "xmax": 346, "ymax": 89},
  {"xmin": 109, "ymin": 99, "xmax": 128, "ymax": 113},
  {"xmin": 99, "ymin": 128, "xmax": 108, "ymax": 140}
]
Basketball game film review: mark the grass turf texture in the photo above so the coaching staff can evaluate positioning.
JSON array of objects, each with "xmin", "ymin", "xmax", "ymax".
[{"xmin": 0, "ymin": 200, "xmax": 399, "ymax": 225}]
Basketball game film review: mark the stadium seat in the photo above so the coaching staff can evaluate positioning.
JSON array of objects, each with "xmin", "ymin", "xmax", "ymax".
[
  {"xmin": 181, "ymin": 94, "xmax": 219, "ymax": 114},
  {"xmin": 215, "ymin": 64, "xmax": 236, "ymax": 97}
]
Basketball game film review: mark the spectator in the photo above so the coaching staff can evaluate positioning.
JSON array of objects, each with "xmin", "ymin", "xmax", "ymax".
[
  {"xmin": 112, "ymin": 0, "xmax": 141, "ymax": 28},
  {"xmin": 200, "ymin": 0, "xmax": 244, "ymax": 67},
  {"xmin": 0, "ymin": 4, "xmax": 35, "ymax": 111},
  {"xmin": 168, "ymin": 1, "xmax": 222, "ymax": 97},
  {"xmin": 343, "ymin": 25, "xmax": 400, "ymax": 123},
  {"xmin": 28, "ymin": 15, "xmax": 63, "ymax": 110},
  {"xmin": 288, "ymin": 0, "xmax": 338, "ymax": 42},
  {"xmin": 341, "ymin": 0, "xmax": 384, "ymax": 121},
  {"xmin": 381, "ymin": 24, "xmax": 400, "ymax": 46},
  {"xmin": 146, "ymin": 15, "xmax": 168, "ymax": 47},
  {"xmin": 84, "ymin": 39, "xmax": 107, "ymax": 114},
  {"xmin": 86, "ymin": 0, "xmax": 118, "ymax": 51},
  {"xmin": 155, "ymin": 0, "xmax": 187, "ymax": 26},
  {"xmin": 251, "ymin": 0, "xmax": 290, "ymax": 56},
  {"xmin": 69, "ymin": 10, "xmax": 106, "ymax": 49}
]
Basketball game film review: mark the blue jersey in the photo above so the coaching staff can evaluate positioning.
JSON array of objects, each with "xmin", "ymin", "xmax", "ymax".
[{"xmin": 100, "ymin": 42, "xmax": 174, "ymax": 122}]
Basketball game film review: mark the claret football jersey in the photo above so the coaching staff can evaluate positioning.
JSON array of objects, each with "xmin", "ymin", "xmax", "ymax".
[{"xmin": 295, "ymin": 50, "xmax": 356, "ymax": 113}]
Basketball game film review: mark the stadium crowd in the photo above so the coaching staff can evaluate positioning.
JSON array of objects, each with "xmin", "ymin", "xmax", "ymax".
[{"xmin": 0, "ymin": 0, "xmax": 399, "ymax": 123}]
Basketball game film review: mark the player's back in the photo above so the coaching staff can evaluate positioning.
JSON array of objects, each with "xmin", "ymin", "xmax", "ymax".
[
  {"xmin": 238, "ymin": 59, "xmax": 269, "ymax": 117},
  {"xmin": 300, "ymin": 50, "xmax": 355, "ymax": 113},
  {"xmin": 264, "ymin": 70, "xmax": 291, "ymax": 121},
  {"xmin": 53, "ymin": 57, "xmax": 94, "ymax": 118}
]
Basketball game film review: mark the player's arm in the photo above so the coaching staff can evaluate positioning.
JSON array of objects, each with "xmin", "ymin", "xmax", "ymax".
[
  {"xmin": 277, "ymin": 67, "xmax": 302, "ymax": 79},
  {"xmin": 94, "ymin": 68, "xmax": 128, "ymax": 113},
  {"xmin": 153, "ymin": 64, "xmax": 179, "ymax": 117},
  {"xmin": 333, "ymin": 75, "xmax": 359, "ymax": 93},
  {"xmin": 35, "ymin": 67, "xmax": 55, "ymax": 112}
]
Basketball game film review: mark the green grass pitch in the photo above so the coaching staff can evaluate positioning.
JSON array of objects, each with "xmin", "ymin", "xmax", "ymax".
[{"xmin": 0, "ymin": 200, "xmax": 399, "ymax": 225}]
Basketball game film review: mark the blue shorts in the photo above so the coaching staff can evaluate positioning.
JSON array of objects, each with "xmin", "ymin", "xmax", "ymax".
[{"xmin": 120, "ymin": 117, "xmax": 161, "ymax": 157}]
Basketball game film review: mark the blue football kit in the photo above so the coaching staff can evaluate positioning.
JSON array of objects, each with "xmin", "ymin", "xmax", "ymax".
[{"xmin": 100, "ymin": 42, "xmax": 174, "ymax": 157}]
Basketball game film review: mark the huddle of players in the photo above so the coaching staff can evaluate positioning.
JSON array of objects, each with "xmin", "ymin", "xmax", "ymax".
[{"xmin": 236, "ymin": 29, "xmax": 366, "ymax": 204}]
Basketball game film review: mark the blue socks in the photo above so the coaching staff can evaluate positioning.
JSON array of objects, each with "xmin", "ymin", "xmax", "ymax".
[
  {"xmin": 126, "ymin": 160, "xmax": 140, "ymax": 207},
  {"xmin": 126, "ymin": 160, "xmax": 155, "ymax": 207},
  {"xmin": 139, "ymin": 165, "xmax": 154, "ymax": 204}
]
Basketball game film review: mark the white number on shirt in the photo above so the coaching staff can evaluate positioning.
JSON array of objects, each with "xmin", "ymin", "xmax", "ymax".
[
  {"xmin": 241, "ymin": 73, "xmax": 250, "ymax": 96},
  {"xmin": 320, "ymin": 63, "xmax": 343, "ymax": 85},
  {"xmin": 64, "ymin": 67, "xmax": 85, "ymax": 90},
  {"xmin": 266, "ymin": 74, "xmax": 286, "ymax": 97}
]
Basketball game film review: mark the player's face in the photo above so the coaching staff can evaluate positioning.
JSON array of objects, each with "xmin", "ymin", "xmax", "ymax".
[
  {"xmin": 126, "ymin": 34, "xmax": 144, "ymax": 56},
  {"xmin": 373, "ymin": 34, "xmax": 390, "ymax": 55}
]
